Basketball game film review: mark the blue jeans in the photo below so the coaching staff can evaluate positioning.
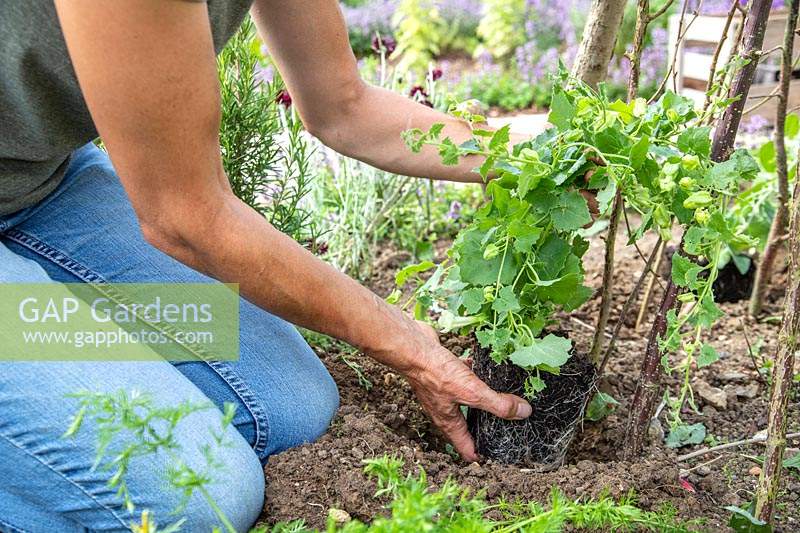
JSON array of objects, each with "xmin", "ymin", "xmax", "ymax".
[{"xmin": 0, "ymin": 144, "xmax": 339, "ymax": 532}]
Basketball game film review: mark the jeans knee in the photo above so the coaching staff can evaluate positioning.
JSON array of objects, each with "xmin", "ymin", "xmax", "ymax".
[
  {"xmin": 307, "ymin": 365, "xmax": 340, "ymax": 437},
  {"xmin": 178, "ymin": 443, "xmax": 265, "ymax": 532},
  {"xmin": 265, "ymin": 359, "xmax": 339, "ymax": 456}
]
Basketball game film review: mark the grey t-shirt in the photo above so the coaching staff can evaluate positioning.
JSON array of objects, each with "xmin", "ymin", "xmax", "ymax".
[{"xmin": 0, "ymin": 0, "xmax": 252, "ymax": 216}]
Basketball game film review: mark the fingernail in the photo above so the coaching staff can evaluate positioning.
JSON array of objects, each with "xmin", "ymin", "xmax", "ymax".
[{"xmin": 517, "ymin": 402, "xmax": 532, "ymax": 419}]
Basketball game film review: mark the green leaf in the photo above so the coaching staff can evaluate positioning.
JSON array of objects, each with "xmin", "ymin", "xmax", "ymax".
[
  {"xmin": 548, "ymin": 89, "xmax": 575, "ymax": 130},
  {"xmin": 438, "ymin": 138, "xmax": 461, "ymax": 166},
  {"xmin": 666, "ymin": 423, "xmax": 706, "ymax": 448},
  {"xmin": 526, "ymin": 375, "xmax": 546, "ymax": 395},
  {"xmin": 683, "ymin": 226, "xmax": 708, "ymax": 255},
  {"xmin": 732, "ymin": 253, "xmax": 752, "ymax": 275},
  {"xmin": 705, "ymin": 150, "xmax": 759, "ymax": 190},
  {"xmin": 551, "ymin": 191, "xmax": 592, "ymax": 231},
  {"xmin": 786, "ymin": 113, "xmax": 800, "ymax": 138},
  {"xmin": 726, "ymin": 505, "xmax": 772, "ymax": 532},
  {"xmin": 518, "ymin": 163, "xmax": 545, "ymax": 197},
  {"xmin": 697, "ymin": 343, "xmax": 719, "ymax": 368},
  {"xmin": 492, "ymin": 285, "xmax": 521, "ymax": 314},
  {"xmin": 671, "ymin": 253, "xmax": 695, "ymax": 288},
  {"xmin": 489, "ymin": 124, "xmax": 511, "ymax": 150},
  {"xmin": 537, "ymin": 273, "xmax": 584, "ymax": 305},
  {"xmin": 693, "ymin": 293, "xmax": 724, "ymax": 328},
  {"xmin": 677, "ymin": 126, "xmax": 712, "ymax": 157},
  {"xmin": 461, "ymin": 288, "xmax": 485, "ymax": 314},
  {"xmin": 395, "ymin": 261, "xmax": 435, "ymax": 287},
  {"xmin": 509, "ymin": 334, "xmax": 572, "ymax": 370},
  {"xmin": 629, "ymin": 137, "xmax": 650, "ymax": 169},
  {"xmin": 535, "ymin": 235, "xmax": 571, "ymax": 279},
  {"xmin": 597, "ymin": 180, "xmax": 617, "ymax": 215},
  {"xmin": 758, "ymin": 141, "xmax": 776, "ymax": 172},
  {"xmin": 511, "ymin": 223, "xmax": 542, "ymax": 253},
  {"xmin": 783, "ymin": 453, "xmax": 800, "ymax": 471},
  {"xmin": 585, "ymin": 392, "xmax": 620, "ymax": 422},
  {"xmin": 561, "ymin": 284, "xmax": 594, "ymax": 311},
  {"xmin": 476, "ymin": 327, "xmax": 511, "ymax": 352},
  {"xmin": 457, "ymin": 229, "xmax": 518, "ymax": 286}
]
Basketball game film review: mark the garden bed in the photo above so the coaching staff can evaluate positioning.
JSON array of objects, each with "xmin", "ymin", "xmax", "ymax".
[{"xmin": 258, "ymin": 231, "xmax": 799, "ymax": 531}]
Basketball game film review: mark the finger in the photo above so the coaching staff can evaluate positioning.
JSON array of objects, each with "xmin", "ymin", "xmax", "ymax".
[
  {"xmin": 438, "ymin": 411, "xmax": 479, "ymax": 462},
  {"xmin": 471, "ymin": 385, "xmax": 532, "ymax": 420}
]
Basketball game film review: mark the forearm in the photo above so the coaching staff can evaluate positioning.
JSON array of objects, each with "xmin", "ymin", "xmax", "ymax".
[
  {"xmin": 317, "ymin": 85, "xmax": 488, "ymax": 183},
  {"xmin": 162, "ymin": 190, "xmax": 422, "ymax": 373}
]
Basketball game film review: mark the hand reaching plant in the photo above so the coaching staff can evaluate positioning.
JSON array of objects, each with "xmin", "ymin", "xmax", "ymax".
[{"xmin": 402, "ymin": 320, "xmax": 532, "ymax": 462}]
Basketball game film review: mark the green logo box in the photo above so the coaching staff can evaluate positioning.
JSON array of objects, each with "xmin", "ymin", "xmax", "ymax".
[{"xmin": 0, "ymin": 283, "xmax": 240, "ymax": 361}]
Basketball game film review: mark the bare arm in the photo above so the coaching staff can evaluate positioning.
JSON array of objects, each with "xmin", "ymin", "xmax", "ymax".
[
  {"xmin": 53, "ymin": 0, "xmax": 531, "ymax": 462},
  {"xmin": 250, "ymin": 0, "xmax": 501, "ymax": 183}
]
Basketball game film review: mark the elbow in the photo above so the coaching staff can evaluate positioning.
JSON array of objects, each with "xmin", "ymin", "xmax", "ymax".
[
  {"xmin": 140, "ymin": 217, "xmax": 184, "ymax": 258},
  {"xmin": 139, "ymin": 213, "xmax": 196, "ymax": 264},
  {"xmin": 302, "ymin": 79, "xmax": 368, "ymax": 150},
  {"xmin": 137, "ymin": 190, "xmax": 233, "ymax": 266}
]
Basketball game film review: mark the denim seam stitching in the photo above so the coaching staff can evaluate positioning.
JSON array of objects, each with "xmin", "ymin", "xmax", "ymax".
[
  {"xmin": 0, "ymin": 431, "xmax": 130, "ymax": 529},
  {"xmin": 0, "ymin": 515, "xmax": 31, "ymax": 533},
  {"xmin": 206, "ymin": 361, "xmax": 270, "ymax": 456},
  {"xmin": 3, "ymin": 229, "xmax": 271, "ymax": 456}
]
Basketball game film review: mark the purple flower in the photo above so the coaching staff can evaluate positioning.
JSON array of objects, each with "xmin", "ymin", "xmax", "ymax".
[
  {"xmin": 438, "ymin": 0, "xmax": 482, "ymax": 28},
  {"xmin": 341, "ymin": 0, "xmax": 397, "ymax": 37},
  {"xmin": 371, "ymin": 34, "xmax": 397, "ymax": 56},
  {"xmin": 447, "ymin": 200, "xmax": 462, "ymax": 220},
  {"xmin": 740, "ymin": 114, "xmax": 771, "ymax": 135},
  {"xmin": 409, "ymin": 85, "xmax": 428, "ymax": 98},
  {"xmin": 409, "ymin": 85, "xmax": 433, "ymax": 107},
  {"xmin": 256, "ymin": 63, "xmax": 275, "ymax": 84},
  {"xmin": 695, "ymin": 0, "xmax": 783, "ymax": 15},
  {"xmin": 513, "ymin": 0, "xmax": 589, "ymax": 82},
  {"xmin": 276, "ymin": 89, "xmax": 292, "ymax": 107},
  {"xmin": 431, "ymin": 67, "xmax": 444, "ymax": 81}
]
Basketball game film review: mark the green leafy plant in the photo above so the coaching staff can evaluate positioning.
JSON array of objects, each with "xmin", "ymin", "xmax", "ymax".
[
  {"xmin": 399, "ymin": 69, "xmax": 757, "ymax": 400},
  {"xmin": 585, "ymin": 391, "xmax": 620, "ymax": 422},
  {"xmin": 457, "ymin": 69, "xmax": 549, "ymax": 112},
  {"xmin": 392, "ymin": 0, "xmax": 445, "ymax": 74},
  {"xmin": 64, "ymin": 389, "xmax": 239, "ymax": 533},
  {"xmin": 400, "ymin": 119, "xmax": 594, "ymax": 396},
  {"xmin": 475, "ymin": 0, "xmax": 526, "ymax": 60},
  {"xmin": 218, "ymin": 18, "xmax": 318, "ymax": 244},
  {"xmin": 729, "ymin": 113, "xmax": 800, "ymax": 259},
  {"xmin": 268, "ymin": 455, "xmax": 701, "ymax": 532}
]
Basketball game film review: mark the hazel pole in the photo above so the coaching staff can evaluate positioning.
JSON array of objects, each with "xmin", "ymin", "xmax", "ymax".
[{"xmin": 624, "ymin": 0, "xmax": 775, "ymax": 459}]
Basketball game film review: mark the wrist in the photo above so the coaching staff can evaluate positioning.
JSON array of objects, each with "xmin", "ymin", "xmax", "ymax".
[{"xmin": 356, "ymin": 301, "xmax": 435, "ymax": 376}]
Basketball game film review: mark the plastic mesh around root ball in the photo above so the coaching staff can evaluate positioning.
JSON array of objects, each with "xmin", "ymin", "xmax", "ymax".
[{"xmin": 467, "ymin": 348, "xmax": 598, "ymax": 470}]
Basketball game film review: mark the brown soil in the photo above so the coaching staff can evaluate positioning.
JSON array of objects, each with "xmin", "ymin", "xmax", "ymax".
[{"xmin": 259, "ymin": 232, "xmax": 800, "ymax": 531}]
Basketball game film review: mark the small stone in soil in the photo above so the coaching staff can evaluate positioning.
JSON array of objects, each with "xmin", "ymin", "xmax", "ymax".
[
  {"xmin": 696, "ymin": 465, "xmax": 711, "ymax": 476},
  {"xmin": 748, "ymin": 466, "xmax": 762, "ymax": 476},
  {"xmin": 719, "ymin": 371, "xmax": 748, "ymax": 383},
  {"xmin": 695, "ymin": 380, "xmax": 728, "ymax": 410},
  {"xmin": 732, "ymin": 383, "xmax": 760, "ymax": 399},
  {"xmin": 648, "ymin": 418, "xmax": 665, "ymax": 441},
  {"xmin": 465, "ymin": 462, "xmax": 484, "ymax": 477},
  {"xmin": 328, "ymin": 508, "xmax": 351, "ymax": 525}
]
